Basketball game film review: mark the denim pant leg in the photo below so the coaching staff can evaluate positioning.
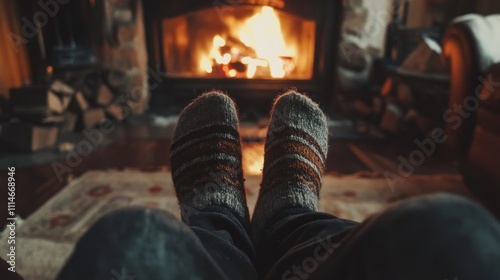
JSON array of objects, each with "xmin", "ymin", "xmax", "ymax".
[
  {"xmin": 264, "ymin": 193, "xmax": 500, "ymax": 280},
  {"xmin": 254, "ymin": 208, "xmax": 359, "ymax": 279},
  {"xmin": 57, "ymin": 207, "xmax": 252, "ymax": 280},
  {"xmin": 317, "ymin": 193, "xmax": 500, "ymax": 280},
  {"xmin": 185, "ymin": 205, "xmax": 259, "ymax": 280}
]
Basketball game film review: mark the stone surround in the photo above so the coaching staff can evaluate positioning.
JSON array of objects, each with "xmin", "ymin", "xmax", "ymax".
[{"xmin": 100, "ymin": 0, "xmax": 149, "ymax": 114}]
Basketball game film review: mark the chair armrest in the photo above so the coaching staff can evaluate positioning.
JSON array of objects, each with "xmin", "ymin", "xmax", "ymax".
[{"xmin": 441, "ymin": 14, "xmax": 500, "ymax": 157}]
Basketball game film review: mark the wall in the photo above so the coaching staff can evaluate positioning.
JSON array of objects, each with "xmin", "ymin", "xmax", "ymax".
[
  {"xmin": 477, "ymin": 0, "xmax": 500, "ymax": 15},
  {"xmin": 340, "ymin": 0, "xmax": 393, "ymax": 57},
  {"xmin": 100, "ymin": 0, "xmax": 149, "ymax": 114},
  {"xmin": 406, "ymin": 0, "xmax": 432, "ymax": 28},
  {"xmin": 405, "ymin": 0, "xmax": 500, "ymax": 28},
  {"xmin": 337, "ymin": 0, "xmax": 393, "ymax": 90}
]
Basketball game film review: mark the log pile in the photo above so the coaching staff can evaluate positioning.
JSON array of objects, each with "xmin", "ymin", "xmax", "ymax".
[{"xmin": 1, "ymin": 69, "xmax": 128, "ymax": 152}]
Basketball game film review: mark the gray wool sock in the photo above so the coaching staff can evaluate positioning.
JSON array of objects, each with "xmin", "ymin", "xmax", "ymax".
[
  {"xmin": 170, "ymin": 91, "xmax": 249, "ymax": 224},
  {"xmin": 252, "ymin": 90, "xmax": 328, "ymax": 239}
]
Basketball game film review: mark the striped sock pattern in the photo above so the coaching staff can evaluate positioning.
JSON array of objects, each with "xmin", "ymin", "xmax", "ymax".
[
  {"xmin": 252, "ymin": 91, "xmax": 328, "ymax": 238},
  {"xmin": 170, "ymin": 92, "xmax": 249, "ymax": 224}
]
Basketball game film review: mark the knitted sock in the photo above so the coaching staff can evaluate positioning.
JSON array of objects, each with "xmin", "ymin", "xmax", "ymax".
[
  {"xmin": 170, "ymin": 92, "xmax": 249, "ymax": 224},
  {"xmin": 252, "ymin": 91, "xmax": 328, "ymax": 238}
]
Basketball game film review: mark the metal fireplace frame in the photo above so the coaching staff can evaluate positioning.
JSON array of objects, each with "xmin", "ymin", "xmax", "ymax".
[{"xmin": 143, "ymin": 0, "xmax": 342, "ymax": 108}]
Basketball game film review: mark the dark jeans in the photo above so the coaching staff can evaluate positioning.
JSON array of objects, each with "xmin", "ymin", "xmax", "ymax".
[{"xmin": 58, "ymin": 193, "xmax": 500, "ymax": 280}]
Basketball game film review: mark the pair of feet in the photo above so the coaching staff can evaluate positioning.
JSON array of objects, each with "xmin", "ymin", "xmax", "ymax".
[{"xmin": 170, "ymin": 90, "xmax": 328, "ymax": 238}]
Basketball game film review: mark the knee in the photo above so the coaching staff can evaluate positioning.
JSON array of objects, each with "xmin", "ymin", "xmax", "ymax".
[
  {"xmin": 399, "ymin": 192, "xmax": 477, "ymax": 212},
  {"xmin": 351, "ymin": 195, "xmax": 500, "ymax": 280},
  {"xmin": 376, "ymin": 193, "xmax": 500, "ymax": 241},
  {"xmin": 76, "ymin": 207, "xmax": 191, "ymax": 253},
  {"xmin": 92, "ymin": 207, "xmax": 183, "ymax": 233},
  {"xmin": 392, "ymin": 193, "xmax": 488, "ymax": 222},
  {"xmin": 58, "ymin": 208, "xmax": 197, "ymax": 279}
]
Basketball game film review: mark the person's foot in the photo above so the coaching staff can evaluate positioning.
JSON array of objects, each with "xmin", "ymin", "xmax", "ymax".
[
  {"xmin": 252, "ymin": 91, "xmax": 328, "ymax": 237},
  {"xmin": 170, "ymin": 91, "xmax": 249, "ymax": 224}
]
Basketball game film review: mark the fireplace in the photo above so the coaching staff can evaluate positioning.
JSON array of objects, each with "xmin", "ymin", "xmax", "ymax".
[
  {"xmin": 163, "ymin": 5, "xmax": 315, "ymax": 79},
  {"xmin": 143, "ymin": 0, "xmax": 341, "ymax": 107}
]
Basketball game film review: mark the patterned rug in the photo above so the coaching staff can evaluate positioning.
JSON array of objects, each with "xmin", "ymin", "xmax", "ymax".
[{"xmin": 0, "ymin": 170, "xmax": 470, "ymax": 280}]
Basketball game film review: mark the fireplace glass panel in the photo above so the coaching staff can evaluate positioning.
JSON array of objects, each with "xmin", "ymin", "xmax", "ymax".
[{"xmin": 162, "ymin": 6, "xmax": 316, "ymax": 79}]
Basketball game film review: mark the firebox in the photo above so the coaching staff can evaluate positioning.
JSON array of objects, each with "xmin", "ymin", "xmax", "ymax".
[
  {"xmin": 143, "ymin": 0, "xmax": 341, "ymax": 107},
  {"xmin": 163, "ymin": 5, "xmax": 315, "ymax": 79}
]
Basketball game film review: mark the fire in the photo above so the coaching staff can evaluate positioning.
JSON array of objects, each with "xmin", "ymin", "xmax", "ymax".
[
  {"xmin": 199, "ymin": 6, "xmax": 295, "ymax": 79},
  {"xmin": 242, "ymin": 142, "xmax": 265, "ymax": 176}
]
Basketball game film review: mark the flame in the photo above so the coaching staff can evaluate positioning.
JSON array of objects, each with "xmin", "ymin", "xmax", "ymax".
[
  {"xmin": 200, "ymin": 56, "xmax": 213, "ymax": 73},
  {"xmin": 200, "ymin": 6, "xmax": 295, "ymax": 79},
  {"xmin": 239, "ymin": 6, "xmax": 287, "ymax": 78},
  {"xmin": 213, "ymin": 35, "xmax": 225, "ymax": 47},
  {"xmin": 242, "ymin": 142, "xmax": 265, "ymax": 176}
]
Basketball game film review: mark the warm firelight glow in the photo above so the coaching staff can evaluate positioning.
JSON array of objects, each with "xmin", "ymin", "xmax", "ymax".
[
  {"xmin": 242, "ymin": 142, "xmax": 265, "ymax": 176},
  {"xmin": 199, "ymin": 6, "xmax": 296, "ymax": 79}
]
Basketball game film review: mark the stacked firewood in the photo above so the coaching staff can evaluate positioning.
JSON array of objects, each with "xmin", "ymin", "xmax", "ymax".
[{"xmin": 1, "ymin": 69, "xmax": 127, "ymax": 152}]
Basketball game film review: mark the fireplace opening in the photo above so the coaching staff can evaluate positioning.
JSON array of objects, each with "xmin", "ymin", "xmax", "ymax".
[
  {"xmin": 144, "ymin": 0, "xmax": 340, "ymax": 109},
  {"xmin": 162, "ymin": 6, "xmax": 316, "ymax": 80}
]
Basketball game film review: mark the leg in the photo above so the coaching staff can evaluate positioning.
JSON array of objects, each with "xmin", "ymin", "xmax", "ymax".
[
  {"xmin": 57, "ymin": 207, "xmax": 230, "ymax": 279},
  {"xmin": 170, "ymin": 92, "xmax": 258, "ymax": 279},
  {"xmin": 252, "ymin": 91, "xmax": 359, "ymax": 277},
  {"xmin": 252, "ymin": 92, "xmax": 500, "ymax": 279},
  {"xmin": 60, "ymin": 92, "xmax": 257, "ymax": 280},
  {"xmin": 293, "ymin": 193, "xmax": 500, "ymax": 280}
]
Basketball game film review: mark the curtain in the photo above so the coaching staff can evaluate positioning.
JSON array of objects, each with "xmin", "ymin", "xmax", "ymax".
[{"xmin": 0, "ymin": 0, "xmax": 31, "ymax": 100}]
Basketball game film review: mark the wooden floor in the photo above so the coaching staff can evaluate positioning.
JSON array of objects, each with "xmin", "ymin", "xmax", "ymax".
[{"xmin": 0, "ymin": 140, "xmax": 171, "ymax": 228}]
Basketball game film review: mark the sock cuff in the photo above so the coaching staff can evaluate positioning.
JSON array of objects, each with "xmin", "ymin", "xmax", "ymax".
[
  {"xmin": 252, "ymin": 183, "xmax": 318, "ymax": 238},
  {"xmin": 179, "ymin": 182, "xmax": 249, "ymax": 224}
]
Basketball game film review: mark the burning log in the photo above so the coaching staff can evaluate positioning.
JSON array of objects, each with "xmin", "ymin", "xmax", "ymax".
[
  {"xmin": 224, "ymin": 36, "xmax": 258, "ymax": 58},
  {"xmin": 230, "ymin": 61, "xmax": 247, "ymax": 73}
]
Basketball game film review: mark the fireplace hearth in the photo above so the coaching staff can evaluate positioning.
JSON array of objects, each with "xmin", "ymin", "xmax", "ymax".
[{"xmin": 144, "ymin": 0, "xmax": 341, "ymax": 109}]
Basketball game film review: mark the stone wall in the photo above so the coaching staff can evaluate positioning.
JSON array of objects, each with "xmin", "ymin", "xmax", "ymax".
[
  {"xmin": 336, "ymin": 0, "xmax": 392, "ymax": 90},
  {"xmin": 100, "ymin": 0, "xmax": 148, "ymax": 114}
]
